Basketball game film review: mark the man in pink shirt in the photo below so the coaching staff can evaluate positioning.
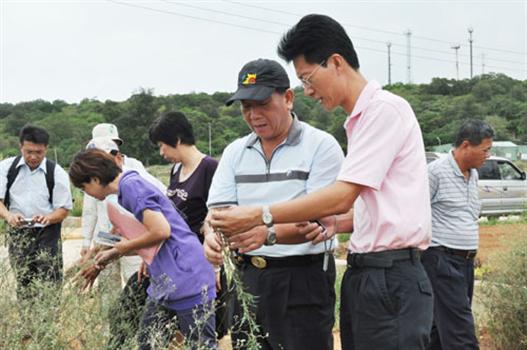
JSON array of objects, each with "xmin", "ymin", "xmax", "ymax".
[{"xmin": 211, "ymin": 14, "xmax": 433, "ymax": 350}]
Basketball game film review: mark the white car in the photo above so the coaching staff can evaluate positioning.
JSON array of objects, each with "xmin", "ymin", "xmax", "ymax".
[{"xmin": 426, "ymin": 152, "xmax": 527, "ymax": 216}]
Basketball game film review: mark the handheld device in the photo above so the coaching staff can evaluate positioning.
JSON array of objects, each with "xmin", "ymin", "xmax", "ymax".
[{"xmin": 94, "ymin": 231, "xmax": 122, "ymax": 247}]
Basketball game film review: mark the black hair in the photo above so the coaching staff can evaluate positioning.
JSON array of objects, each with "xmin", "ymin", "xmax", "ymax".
[
  {"xmin": 69, "ymin": 149, "xmax": 122, "ymax": 188},
  {"xmin": 454, "ymin": 120, "xmax": 495, "ymax": 147},
  {"xmin": 19, "ymin": 125, "xmax": 49, "ymax": 145},
  {"xmin": 275, "ymin": 87, "xmax": 288, "ymax": 95},
  {"xmin": 149, "ymin": 111, "xmax": 195, "ymax": 147},
  {"xmin": 277, "ymin": 14, "xmax": 360, "ymax": 69}
]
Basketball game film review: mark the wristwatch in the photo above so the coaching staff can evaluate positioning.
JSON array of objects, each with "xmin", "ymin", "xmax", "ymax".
[
  {"xmin": 262, "ymin": 205, "xmax": 276, "ymax": 246},
  {"xmin": 264, "ymin": 226, "xmax": 277, "ymax": 246},
  {"xmin": 262, "ymin": 205, "xmax": 274, "ymax": 227}
]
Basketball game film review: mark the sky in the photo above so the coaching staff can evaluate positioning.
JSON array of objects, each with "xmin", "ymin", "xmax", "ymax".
[{"xmin": 1, "ymin": 0, "xmax": 526, "ymax": 104}]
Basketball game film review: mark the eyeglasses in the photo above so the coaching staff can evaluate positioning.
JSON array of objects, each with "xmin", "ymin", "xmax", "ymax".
[{"xmin": 300, "ymin": 59, "xmax": 327, "ymax": 88}]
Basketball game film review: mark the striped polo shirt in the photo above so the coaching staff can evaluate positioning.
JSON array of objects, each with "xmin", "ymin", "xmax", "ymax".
[
  {"xmin": 428, "ymin": 151, "xmax": 481, "ymax": 250},
  {"xmin": 208, "ymin": 116, "xmax": 344, "ymax": 257}
]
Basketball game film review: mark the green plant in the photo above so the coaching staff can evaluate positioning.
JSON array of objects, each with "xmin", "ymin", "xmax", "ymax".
[
  {"xmin": 70, "ymin": 187, "xmax": 84, "ymax": 217},
  {"xmin": 480, "ymin": 235, "xmax": 527, "ymax": 349},
  {"xmin": 337, "ymin": 233, "xmax": 350, "ymax": 243}
]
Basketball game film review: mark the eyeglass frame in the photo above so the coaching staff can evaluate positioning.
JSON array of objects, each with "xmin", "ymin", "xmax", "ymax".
[{"xmin": 300, "ymin": 59, "xmax": 327, "ymax": 88}]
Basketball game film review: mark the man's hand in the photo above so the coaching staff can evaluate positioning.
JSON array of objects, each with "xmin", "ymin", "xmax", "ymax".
[
  {"xmin": 6, "ymin": 212, "xmax": 24, "ymax": 227},
  {"xmin": 297, "ymin": 216, "xmax": 337, "ymax": 245},
  {"xmin": 79, "ymin": 246, "xmax": 94, "ymax": 264},
  {"xmin": 80, "ymin": 246, "xmax": 90, "ymax": 258},
  {"xmin": 210, "ymin": 206, "xmax": 261, "ymax": 236},
  {"xmin": 94, "ymin": 247, "xmax": 120, "ymax": 269},
  {"xmin": 204, "ymin": 232, "xmax": 223, "ymax": 266},
  {"xmin": 228, "ymin": 226, "xmax": 267, "ymax": 254},
  {"xmin": 32, "ymin": 214, "xmax": 51, "ymax": 226}
]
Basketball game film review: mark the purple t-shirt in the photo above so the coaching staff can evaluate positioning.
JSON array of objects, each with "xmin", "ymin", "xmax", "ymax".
[
  {"xmin": 167, "ymin": 156, "xmax": 218, "ymax": 240},
  {"xmin": 118, "ymin": 170, "xmax": 216, "ymax": 310}
]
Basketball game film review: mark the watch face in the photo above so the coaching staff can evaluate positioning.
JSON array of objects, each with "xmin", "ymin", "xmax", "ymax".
[
  {"xmin": 268, "ymin": 232, "xmax": 277, "ymax": 245},
  {"xmin": 263, "ymin": 212, "xmax": 273, "ymax": 225}
]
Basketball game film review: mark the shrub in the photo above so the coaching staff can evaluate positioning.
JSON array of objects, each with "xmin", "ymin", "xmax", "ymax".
[
  {"xmin": 70, "ymin": 187, "xmax": 84, "ymax": 217},
  {"xmin": 480, "ymin": 234, "xmax": 527, "ymax": 349}
]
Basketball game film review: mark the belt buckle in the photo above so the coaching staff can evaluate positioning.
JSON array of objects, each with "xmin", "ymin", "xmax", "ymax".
[{"xmin": 251, "ymin": 256, "xmax": 267, "ymax": 269}]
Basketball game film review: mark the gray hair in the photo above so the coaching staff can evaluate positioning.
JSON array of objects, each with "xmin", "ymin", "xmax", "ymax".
[{"xmin": 454, "ymin": 119, "xmax": 494, "ymax": 147}]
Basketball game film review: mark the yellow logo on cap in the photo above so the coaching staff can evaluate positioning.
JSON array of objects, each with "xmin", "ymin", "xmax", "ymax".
[{"xmin": 242, "ymin": 73, "xmax": 257, "ymax": 85}]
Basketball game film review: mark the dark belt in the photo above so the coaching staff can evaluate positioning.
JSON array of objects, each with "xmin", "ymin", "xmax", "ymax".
[
  {"xmin": 346, "ymin": 248, "xmax": 421, "ymax": 269},
  {"xmin": 235, "ymin": 253, "xmax": 325, "ymax": 269},
  {"xmin": 432, "ymin": 246, "xmax": 477, "ymax": 259}
]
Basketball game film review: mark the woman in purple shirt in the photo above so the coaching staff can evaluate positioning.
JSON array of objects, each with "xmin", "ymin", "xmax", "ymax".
[{"xmin": 69, "ymin": 149, "xmax": 216, "ymax": 350}]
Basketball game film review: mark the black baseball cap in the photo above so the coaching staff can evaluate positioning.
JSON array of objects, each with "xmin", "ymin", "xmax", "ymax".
[{"xmin": 225, "ymin": 59, "xmax": 290, "ymax": 106}]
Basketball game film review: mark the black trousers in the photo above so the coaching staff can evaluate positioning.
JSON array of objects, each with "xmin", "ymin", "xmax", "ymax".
[
  {"xmin": 340, "ymin": 250, "xmax": 433, "ymax": 350},
  {"xmin": 107, "ymin": 272, "xmax": 150, "ymax": 350},
  {"xmin": 7, "ymin": 224, "xmax": 63, "ymax": 301},
  {"xmin": 421, "ymin": 248, "xmax": 479, "ymax": 350},
  {"xmin": 231, "ymin": 254, "xmax": 336, "ymax": 350}
]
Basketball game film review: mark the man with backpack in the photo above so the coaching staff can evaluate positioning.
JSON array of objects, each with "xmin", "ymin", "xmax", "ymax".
[{"xmin": 0, "ymin": 125, "xmax": 72, "ymax": 302}]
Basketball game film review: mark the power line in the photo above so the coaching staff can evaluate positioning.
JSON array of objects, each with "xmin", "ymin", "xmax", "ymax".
[
  {"xmin": 224, "ymin": 0, "xmax": 527, "ymax": 57},
  {"xmin": 172, "ymin": 0, "xmax": 524, "ymax": 66},
  {"xmin": 106, "ymin": 0, "xmax": 526, "ymax": 76},
  {"xmin": 106, "ymin": 0, "xmax": 282, "ymax": 35},
  {"xmin": 160, "ymin": 0, "xmax": 288, "ymax": 27}
]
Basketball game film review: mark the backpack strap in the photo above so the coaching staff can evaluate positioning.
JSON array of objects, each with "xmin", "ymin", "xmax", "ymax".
[
  {"xmin": 4, "ymin": 155, "xmax": 22, "ymax": 209},
  {"xmin": 45, "ymin": 159, "xmax": 56, "ymax": 205},
  {"xmin": 3, "ymin": 156, "xmax": 56, "ymax": 209}
]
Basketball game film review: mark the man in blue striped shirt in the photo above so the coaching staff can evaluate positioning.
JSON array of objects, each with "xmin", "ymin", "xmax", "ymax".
[{"xmin": 422, "ymin": 119, "xmax": 494, "ymax": 350}]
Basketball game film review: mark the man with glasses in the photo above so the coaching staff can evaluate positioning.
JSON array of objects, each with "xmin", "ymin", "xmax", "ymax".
[
  {"xmin": 423, "ymin": 120, "xmax": 493, "ymax": 350},
  {"xmin": 203, "ymin": 58, "xmax": 345, "ymax": 349},
  {"xmin": 0, "ymin": 125, "xmax": 72, "ymax": 311},
  {"xmin": 210, "ymin": 14, "xmax": 433, "ymax": 350}
]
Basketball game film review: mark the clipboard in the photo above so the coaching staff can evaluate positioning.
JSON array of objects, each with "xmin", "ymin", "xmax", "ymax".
[{"xmin": 106, "ymin": 201, "xmax": 161, "ymax": 264}]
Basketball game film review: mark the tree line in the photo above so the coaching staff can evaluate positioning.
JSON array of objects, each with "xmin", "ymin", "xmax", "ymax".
[{"xmin": 0, "ymin": 73, "xmax": 525, "ymax": 167}]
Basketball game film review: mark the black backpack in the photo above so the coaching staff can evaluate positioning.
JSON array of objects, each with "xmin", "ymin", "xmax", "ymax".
[{"xmin": 4, "ymin": 155, "xmax": 55, "ymax": 209}]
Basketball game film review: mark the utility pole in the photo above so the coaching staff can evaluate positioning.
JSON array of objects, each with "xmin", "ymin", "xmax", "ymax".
[
  {"xmin": 387, "ymin": 42, "xmax": 392, "ymax": 85},
  {"xmin": 451, "ymin": 44, "xmax": 461, "ymax": 80},
  {"xmin": 405, "ymin": 30, "xmax": 412, "ymax": 83},
  {"xmin": 208, "ymin": 122, "xmax": 212, "ymax": 155},
  {"xmin": 481, "ymin": 53, "xmax": 485, "ymax": 74},
  {"xmin": 468, "ymin": 27, "xmax": 474, "ymax": 78}
]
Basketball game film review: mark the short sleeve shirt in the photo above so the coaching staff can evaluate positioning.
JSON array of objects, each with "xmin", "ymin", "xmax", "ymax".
[
  {"xmin": 208, "ymin": 116, "xmax": 344, "ymax": 257},
  {"xmin": 428, "ymin": 151, "xmax": 481, "ymax": 249},
  {"xmin": 168, "ymin": 156, "xmax": 218, "ymax": 237},
  {"xmin": 0, "ymin": 156, "xmax": 72, "ymax": 217},
  {"xmin": 118, "ymin": 171, "xmax": 215, "ymax": 310},
  {"xmin": 337, "ymin": 81, "xmax": 431, "ymax": 253}
]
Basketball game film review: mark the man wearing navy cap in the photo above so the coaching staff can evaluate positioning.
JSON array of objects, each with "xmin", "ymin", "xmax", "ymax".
[{"xmin": 204, "ymin": 58, "xmax": 345, "ymax": 349}]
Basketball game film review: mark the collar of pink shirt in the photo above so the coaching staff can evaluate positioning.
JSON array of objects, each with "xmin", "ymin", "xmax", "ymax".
[{"xmin": 343, "ymin": 80, "xmax": 382, "ymax": 130}]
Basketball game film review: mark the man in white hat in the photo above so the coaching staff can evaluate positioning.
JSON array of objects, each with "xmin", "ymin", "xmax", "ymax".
[{"xmin": 91, "ymin": 123, "xmax": 123, "ymax": 145}]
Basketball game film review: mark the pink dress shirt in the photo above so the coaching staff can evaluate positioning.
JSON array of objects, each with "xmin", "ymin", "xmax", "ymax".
[{"xmin": 337, "ymin": 81, "xmax": 431, "ymax": 253}]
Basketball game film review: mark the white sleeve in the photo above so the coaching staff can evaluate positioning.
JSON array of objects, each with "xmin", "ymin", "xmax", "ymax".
[
  {"xmin": 207, "ymin": 143, "xmax": 239, "ymax": 208},
  {"xmin": 52, "ymin": 165, "xmax": 73, "ymax": 210},
  {"xmin": 0, "ymin": 158, "xmax": 13, "ymax": 200},
  {"xmin": 306, "ymin": 133, "xmax": 345, "ymax": 193},
  {"xmin": 81, "ymin": 194, "xmax": 97, "ymax": 248}
]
